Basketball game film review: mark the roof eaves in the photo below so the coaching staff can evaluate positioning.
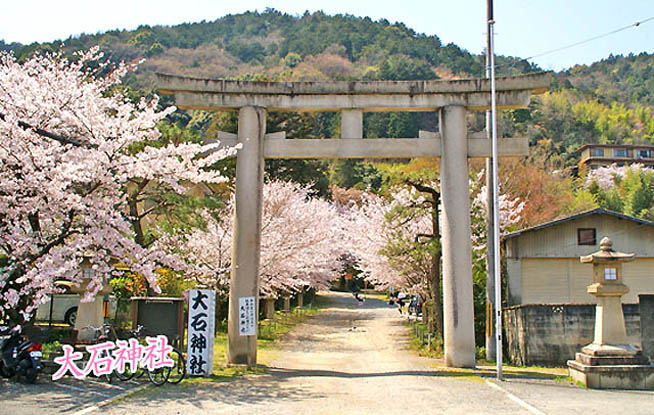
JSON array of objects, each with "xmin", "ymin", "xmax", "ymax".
[{"xmin": 503, "ymin": 208, "xmax": 654, "ymax": 240}]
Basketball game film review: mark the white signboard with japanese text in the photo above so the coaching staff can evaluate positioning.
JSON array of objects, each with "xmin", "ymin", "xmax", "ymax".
[
  {"xmin": 238, "ymin": 296, "xmax": 256, "ymax": 336},
  {"xmin": 186, "ymin": 289, "xmax": 216, "ymax": 376}
]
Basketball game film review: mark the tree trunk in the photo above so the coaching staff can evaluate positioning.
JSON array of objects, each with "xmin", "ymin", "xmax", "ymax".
[
  {"xmin": 430, "ymin": 191, "xmax": 443, "ymax": 339},
  {"xmin": 406, "ymin": 180, "xmax": 444, "ymax": 340},
  {"xmin": 263, "ymin": 298, "xmax": 275, "ymax": 319},
  {"xmin": 430, "ymin": 249, "xmax": 443, "ymax": 339},
  {"xmin": 128, "ymin": 179, "xmax": 151, "ymax": 294},
  {"xmin": 297, "ymin": 288, "xmax": 304, "ymax": 308}
]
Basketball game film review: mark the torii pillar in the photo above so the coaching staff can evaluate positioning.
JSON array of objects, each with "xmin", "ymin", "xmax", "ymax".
[
  {"xmin": 440, "ymin": 105, "xmax": 476, "ymax": 367},
  {"xmin": 227, "ymin": 106, "xmax": 265, "ymax": 365},
  {"xmin": 157, "ymin": 72, "xmax": 551, "ymax": 368}
]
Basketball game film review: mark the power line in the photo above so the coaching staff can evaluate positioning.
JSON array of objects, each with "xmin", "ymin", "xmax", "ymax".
[
  {"xmin": 525, "ymin": 16, "xmax": 654, "ymax": 62},
  {"xmin": 496, "ymin": 16, "xmax": 654, "ymax": 70}
]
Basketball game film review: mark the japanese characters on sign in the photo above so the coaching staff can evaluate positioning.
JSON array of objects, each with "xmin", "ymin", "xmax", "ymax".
[
  {"xmin": 51, "ymin": 335, "xmax": 173, "ymax": 381},
  {"xmin": 238, "ymin": 296, "xmax": 256, "ymax": 336},
  {"xmin": 186, "ymin": 289, "xmax": 216, "ymax": 376}
]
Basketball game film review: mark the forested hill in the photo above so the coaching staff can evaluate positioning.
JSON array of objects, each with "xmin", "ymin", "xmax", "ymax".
[
  {"xmin": 2, "ymin": 9, "xmax": 653, "ymax": 167},
  {"xmin": 558, "ymin": 53, "xmax": 654, "ymax": 106},
  {"xmin": 517, "ymin": 52, "xmax": 654, "ymax": 167},
  {"xmin": 4, "ymin": 9, "xmax": 536, "ymax": 85}
]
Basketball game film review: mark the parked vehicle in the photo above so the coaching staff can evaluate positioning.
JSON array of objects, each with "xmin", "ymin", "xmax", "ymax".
[
  {"xmin": 0, "ymin": 325, "xmax": 44, "ymax": 383},
  {"xmin": 35, "ymin": 281, "xmax": 117, "ymax": 326},
  {"xmin": 35, "ymin": 281, "xmax": 79, "ymax": 326},
  {"xmin": 408, "ymin": 295, "xmax": 422, "ymax": 316}
]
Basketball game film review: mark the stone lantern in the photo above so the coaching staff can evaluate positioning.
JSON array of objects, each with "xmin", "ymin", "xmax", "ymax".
[
  {"xmin": 72, "ymin": 253, "xmax": 112, "ymax": 341},
  {"xmin": 582, "ymin": 236, "xmax": 634, "ymax": 351},
  {"xmin": 568, "ymin": 237, "xmax": 654, "ymax": 389}
]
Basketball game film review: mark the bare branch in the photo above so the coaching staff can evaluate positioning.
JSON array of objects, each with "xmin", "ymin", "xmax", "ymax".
[{"xmin": 0, "ymin": 112, "xmax": 94, "ymax": 148}]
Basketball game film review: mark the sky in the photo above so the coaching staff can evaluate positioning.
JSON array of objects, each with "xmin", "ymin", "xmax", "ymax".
[{"xmin": 1, "ymin": 0, "xmax": 653, "ymax": 71}]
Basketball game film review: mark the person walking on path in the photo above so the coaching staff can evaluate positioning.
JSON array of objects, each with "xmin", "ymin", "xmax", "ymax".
[
  {"xmin": 397, "ymin": 292, "xmax": 407, "ymax": 314},
  {"xmin": 351, "ymin": 282, "xmax": 365, "ymax": 304}
]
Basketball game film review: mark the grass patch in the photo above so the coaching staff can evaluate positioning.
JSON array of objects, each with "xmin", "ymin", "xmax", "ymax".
[
  {"xmin": 427, "ymin": 362, "xmax": 571, "ymax": 382},
  {"xmin": 360, "ymin": 291, "xmax": 389, "ymax": 302},
  {"xmin": 41, "ymin": 340, "xmax": 61, "ymax": 359},
  {"xmin": 405, "ymin": 320, "xmax": 574, "ymax": 382},
  {"xmin": 406, "ymin": 319, "xmax": 444, "ymax": 359},
  {"xmin": 553, "ymin": 375, "xmax": 578, "ymax": 385}
]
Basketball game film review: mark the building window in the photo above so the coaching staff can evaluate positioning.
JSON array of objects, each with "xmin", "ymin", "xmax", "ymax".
[
  {"xmin": 614, "ymin": 148, "xmax": 627, "ymax": 157},
  {"xmin": 591, "ymin": 148, "xmax": 604, "ymax": 157},
  {"xmin": 638, "ymin": 150, "xmax": 650, "ymax": 159},
  {"xmin": 604, "ymin": 268, "xmax": 617, "ymax": 281},
  {"xmin": 577, "ymin": 228, "xmax": 596, "ymax": 245}
]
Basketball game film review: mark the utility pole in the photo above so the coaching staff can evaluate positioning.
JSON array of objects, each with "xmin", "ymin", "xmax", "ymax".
[
  {"xmin": 484, "ymin": 0, "xmax": 497, "ymax": 363},
  {"xmin": 487, "ymin": 0, "xmax": 503, "ymax": 381}
]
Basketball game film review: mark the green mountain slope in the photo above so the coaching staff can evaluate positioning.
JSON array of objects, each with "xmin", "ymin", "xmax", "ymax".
[
  {"xmin": 4, "ymin": 9, "xmax": 653, "ymax": 170},
  {"xmin": 9, "ymin": 9, "xmax": 536, "ymax": 85}
]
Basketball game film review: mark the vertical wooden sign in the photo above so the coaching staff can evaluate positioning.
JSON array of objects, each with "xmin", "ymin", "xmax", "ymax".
[{"xmin": 187, "ymin": 289, "xmax": 216, "ymax": 376}]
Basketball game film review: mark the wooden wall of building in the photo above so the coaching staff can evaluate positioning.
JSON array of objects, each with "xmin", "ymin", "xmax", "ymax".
[{"xmin": 506, "ymin": 214, "xmax": 654, "ymax": 305}]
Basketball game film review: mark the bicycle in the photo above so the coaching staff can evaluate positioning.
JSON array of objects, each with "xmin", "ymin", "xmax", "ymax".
[
  {"xmin": 82, "ymin": 323, "xmax": 118, "ymax": 383},
  {"xmin": 113, "ymin": 325, "xmax": 186, "ymax": 385}
]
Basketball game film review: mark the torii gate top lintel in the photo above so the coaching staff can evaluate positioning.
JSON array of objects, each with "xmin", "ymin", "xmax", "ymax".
[{"xmin": 157, "ymin": 72, "xmax": 551, "ymax": 112}]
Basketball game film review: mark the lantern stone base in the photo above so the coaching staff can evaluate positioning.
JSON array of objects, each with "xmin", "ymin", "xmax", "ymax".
[
  {"xmin": 74, "ymin": 297, "xmax": 106, "ymax": 342},
  {"xmin": 568, "ymin": 345, "xmax": 654, "ymax": 389}
]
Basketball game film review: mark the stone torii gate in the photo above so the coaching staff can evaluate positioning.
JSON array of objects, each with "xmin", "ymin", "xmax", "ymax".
[{"xmin": 158, "ymin": 73, "xmax": 549, "ymax": 368}]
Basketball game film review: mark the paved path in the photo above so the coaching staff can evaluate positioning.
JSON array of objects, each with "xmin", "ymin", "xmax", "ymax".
[
  {"xmin": 7, "ymin": 291, "xmax": 654, "ymax": 414},
  {"xmin": 0, "ymin": 374, "xmax": 147, "ymax": 415}
]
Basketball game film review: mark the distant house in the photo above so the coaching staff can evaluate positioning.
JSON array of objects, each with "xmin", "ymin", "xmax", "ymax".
[
  {"xmin": 502, "ymin": 208, "xmax": 654, "ymax": 365},
  {"xmin": 577, "ymin": 144, "xmax": 654, "ymax": 171},
  {"xmin": 504, "ymin": 208, "xmax": 654, "ymax": 306}
]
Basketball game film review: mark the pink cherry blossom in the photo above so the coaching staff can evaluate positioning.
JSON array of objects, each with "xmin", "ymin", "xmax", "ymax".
[
  {"xmin": 586, "ymin": 163, "xmax": 654, "ymax": 190},
  {"xmin": 345, "ymin": 172, "xmax": 524, "ymax": 294},
  {"xmin": 172, "ymin": 180, "xmax": 346, "ymax": 298},
  {"xmin": 0, "ymin": 48, "xmax": 235, "ymax": 322}
]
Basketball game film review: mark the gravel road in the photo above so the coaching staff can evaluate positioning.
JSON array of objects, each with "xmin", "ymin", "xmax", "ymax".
[{"xmin": 11, "ymin": 291, "xmax": 654, "ymax": 414}]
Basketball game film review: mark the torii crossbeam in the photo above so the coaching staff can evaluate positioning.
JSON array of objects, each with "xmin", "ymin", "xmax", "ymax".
[{"xmin": 158, "ymin": 73, "xmax": 550, "ymax": 368}]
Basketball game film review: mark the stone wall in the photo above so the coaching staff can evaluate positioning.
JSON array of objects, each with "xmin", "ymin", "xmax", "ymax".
[
  {"xmin": 504, "ymin": 303, "xmax": 641, "ymax": 366},
  {"xmin": 639, "ymin": 295, "xmax": 654, "ymax": 361}
]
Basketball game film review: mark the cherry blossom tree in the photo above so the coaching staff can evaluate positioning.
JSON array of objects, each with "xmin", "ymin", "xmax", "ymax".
[
  {"xmin": 0, "ymin": 48, "xmax": 236, "ymax": 322},
  {"xmin": 339, "ymin": 191, "xmax": 396, "ymax": 287},
  {"xmin": 259, "ymin": 180, "xmax": 345, "ymax": 296},
  {"xmin": 173, "ymin": 179, "xmax": 345, "ymax": 299},
  {"xmin": 585, "ymin": 163, "xmax": 654, "ymax": 220},
  {"xmin": 470, "ymin": 170, "xmax": 525, "ymax": 251},
  {"xmin": 156, "ymin": 208, "xmax": 232, "ymax": 295},
  {"xmin": 345, "ymin": 172, "xmax": 524, "ymax": 338}
]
